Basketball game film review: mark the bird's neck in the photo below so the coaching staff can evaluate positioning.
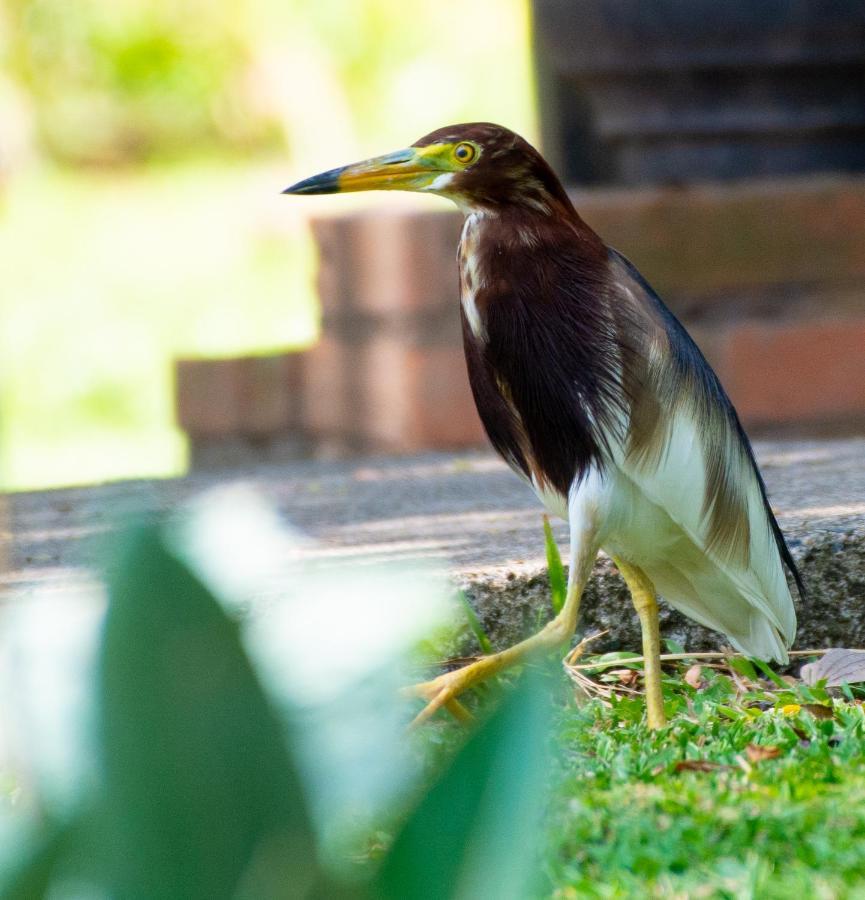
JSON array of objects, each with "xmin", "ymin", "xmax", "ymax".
[
  {"xmin": 459, "ymin": 203, "xmax": 607, "ymax": 279},
  {"xmin": 458, "ymin": 203, "xmax": 609, "ymax": 347}
]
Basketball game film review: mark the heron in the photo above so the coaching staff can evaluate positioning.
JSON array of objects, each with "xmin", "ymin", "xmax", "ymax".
[{"xmin": 284, "ymin": 123, "xmax": 803, "ymax": 729}]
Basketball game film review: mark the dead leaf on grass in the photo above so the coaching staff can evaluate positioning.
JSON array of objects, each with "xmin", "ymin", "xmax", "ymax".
[
  {"xmin": 674, "ymin": 759, "xmax": 731, "ymax": 773},
  {"xmin": 607, "ymin": 668, "xmax": 639, "ymax": 686},
  {"xmin": 745, "ymin": 743, "xmax": 782, "ymax": 763},
  {"xmin": 800, "ymin": 703, "xmax": 835, "ymax": 720},
  {"xmin": 800, "ymin": 648, "xmax": 865, "ymax": 687},
  {"xmin": 684, "ymin": 665, "xmax": 703, "ymax": 689}
]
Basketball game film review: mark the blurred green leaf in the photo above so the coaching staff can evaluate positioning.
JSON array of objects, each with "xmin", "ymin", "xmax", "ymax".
[
  {"xmin": 97, "ymin": 525, "xmax": 319, "ymax": 900},
  {"xmin": 0, "ymin": 809, "xmax": 104, "ymax": 900},
  {"xmin": 0, "ymin": 821, "xmax": 68, "ymax": 900},
  {"xmin": 543, "ymin": 517, "xmax": 566, "ymax": 615},
  {"xmin": 375, "ymin": 669, "xmax": 553, "ymax": 900},
  {"xmin": 457, "ymin": 592, "xmax": 492, "ymax": 655}
]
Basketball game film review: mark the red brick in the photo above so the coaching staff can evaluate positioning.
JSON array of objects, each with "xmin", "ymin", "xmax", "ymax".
[
  {"xmin": 714, "ymin": 317, "xmax": 865, "ymax": 425},
  {"xmin": 363, "ymin": 338, "xmax": 484, "ymax": 451},
  {"xmin": 176, "ymin": 354, "xmax": 303, "ymax": 439},
  {"xmin": 312, "ymin": 209, "xmax": 462, "ymax": 319},
  {"xmin": 235, "ymin": 354, "xmax": 303, "ymax": 436},
  {"xmin": 358, "ymin": 334, "xmax": 415, "ymax": 448},
  {"xmin": 175, "ymin": 357, "xmax": 243, "ymax": 437},
  {"xmin": 310, "ymin": 216, "xmax": 355, "ymax": 319},
  {"xmin": 302, "ymin": 333, "xmax": 353, "ymax": 441},
  {"xmin": 575, "ymin": 176, "xmax": 865, "ymax": 301},
  {"xmin": 352, "ymin": 210, "xmax": 460, "ymax": 316},
  {"xmin": 308, "ymin": 332, "xmax": 484, "ymax": 453},
  {"xmin": 407, "ymin": 345, "xmax": 486, "ymax": 448}
]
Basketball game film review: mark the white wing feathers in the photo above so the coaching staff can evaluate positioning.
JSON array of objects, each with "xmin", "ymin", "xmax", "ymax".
[{"xmin": 606, "ymin": 407, "xmax": 796, "ymax": 663}]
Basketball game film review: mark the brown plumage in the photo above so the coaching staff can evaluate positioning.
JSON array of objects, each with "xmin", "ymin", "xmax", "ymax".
[{"xmin": 284, "ymin": 121, "xmax": 803, "ymax": 729}]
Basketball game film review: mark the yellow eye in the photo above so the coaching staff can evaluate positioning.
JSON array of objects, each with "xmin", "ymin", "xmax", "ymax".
[{"xmin": 453, "ymin": 142, "xmax": 477, "ymax": 164}]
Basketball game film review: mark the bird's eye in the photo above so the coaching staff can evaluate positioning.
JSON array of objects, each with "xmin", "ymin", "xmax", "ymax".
[{"xmin": 453, "ymin": 142, "xmax": 477, "ymax": 164}]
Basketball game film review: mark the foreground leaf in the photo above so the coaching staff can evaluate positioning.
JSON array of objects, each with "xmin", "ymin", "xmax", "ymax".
[
  {"xmin": 375, "ymin": 670, "xmax": 553, "ymax": 900},
  {"xmin": 98, "ymin": 525, "xmax": 318, "ymax": 900}
]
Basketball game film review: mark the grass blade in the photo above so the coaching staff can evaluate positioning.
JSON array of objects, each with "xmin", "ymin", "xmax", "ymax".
[
  {"xmin": 751, "ymin": 657, "xmax": 786, "ymax": 688},
  {"xmin": 458, "ymin": 592, "xmax": 493, "ymax": 655},
  {"xmin": 543, "ymin": 516, "xmax": 566, "ymax": 615}
]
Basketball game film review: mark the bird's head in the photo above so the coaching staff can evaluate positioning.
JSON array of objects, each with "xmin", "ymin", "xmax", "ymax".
[{"xmin": 283, "ymin": 122, "xmax": 574, "ymax": 217}]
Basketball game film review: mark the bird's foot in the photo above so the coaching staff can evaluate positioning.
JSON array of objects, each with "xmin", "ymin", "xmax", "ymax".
[
  {"xmin": 403, "ymin": 651, "xmax": 515, "ymax": 728},
  {"xmin": 404, "ymin": 615, "xmax": 578, "ymax": 728}
]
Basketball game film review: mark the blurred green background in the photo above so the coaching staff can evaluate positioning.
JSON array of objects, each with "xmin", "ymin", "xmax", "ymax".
[{"xmin": 0, "ymin": 0, "xmax": 535, "ymax": 490}]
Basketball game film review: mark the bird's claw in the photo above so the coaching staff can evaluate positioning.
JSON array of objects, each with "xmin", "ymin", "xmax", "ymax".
[{"xmin": 403, "ymin": 667, "xmax": 477, "ymax": 728}]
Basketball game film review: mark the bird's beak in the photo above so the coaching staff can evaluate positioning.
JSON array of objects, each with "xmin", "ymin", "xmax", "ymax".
[{"xmin": 283, "ymin": 147, "xmax": 442, "ymax": 195}]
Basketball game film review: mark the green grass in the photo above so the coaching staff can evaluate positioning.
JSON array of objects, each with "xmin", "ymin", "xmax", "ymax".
[
  {"xmin": 0, "ymin": 158, "xmax": 319, "ymax": 490},
  {"xmin": 523, "ymin": 663, "xmax": 865, "ymax": 898},
  {"xmin": 393, "ymin": 651, "xmax": 865, "ymax": 898},
  {"xmin": 413, "ymin": 659, "xmax": 865, "ymax": 897},
  {"xmin": 430, "ymin": 527, "xmax": 865, "ymax": 895}
]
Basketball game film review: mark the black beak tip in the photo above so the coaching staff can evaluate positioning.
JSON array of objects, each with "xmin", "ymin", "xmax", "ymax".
[
  {"xmin": 282, "ymin": 180, "xmax": 312, "ymax": 195},
  {"xmin": 281, "ymin": 170, "xmax": 341, "ymax": 196}
]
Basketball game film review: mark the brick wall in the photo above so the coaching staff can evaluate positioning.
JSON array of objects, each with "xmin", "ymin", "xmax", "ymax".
[
  {"xmin": 304, "ymin": 209, "xmax": 483, "ymax": 454},
  {"xmin": 176, "ymin": 175, "xmax": 865, "ymax": 465},
  {"xmin": 578, "ymin": 176, "xmax": 865, "ymax": 432}
]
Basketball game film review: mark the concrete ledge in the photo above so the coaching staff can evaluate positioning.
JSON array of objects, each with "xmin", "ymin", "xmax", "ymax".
[{"xmin": 2, "ymin": 439, "xmax": 864, "ymax": 655}]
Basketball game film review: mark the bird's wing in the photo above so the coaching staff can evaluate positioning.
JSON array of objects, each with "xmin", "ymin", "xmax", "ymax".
[{"xmin": 607, "ymin": 251, "xmax": 799, "ymax": 656}]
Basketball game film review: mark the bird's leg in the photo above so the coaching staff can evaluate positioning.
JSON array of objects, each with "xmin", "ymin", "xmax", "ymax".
[
  {"xmin": 612, "ymin": 557, "xmax": 666, "ymax": 729},
  {"xmin": 406, "ymin": 477, "xmax": 605, "ymax": 728},
  {"xmin": 406, "ymin": 569, "xmax": 590, "ymax": 727}
]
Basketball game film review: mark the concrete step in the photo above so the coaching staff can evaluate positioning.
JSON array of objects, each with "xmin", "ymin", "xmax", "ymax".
[{"xmin": 3, "ymin": 438, "xmax": 863, "ymax": 655}]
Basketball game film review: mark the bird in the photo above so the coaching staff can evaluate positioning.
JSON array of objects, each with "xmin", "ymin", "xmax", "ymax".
[{"xmin": 284, "ymin": 123, "xmax": 804, "ymax": 729}]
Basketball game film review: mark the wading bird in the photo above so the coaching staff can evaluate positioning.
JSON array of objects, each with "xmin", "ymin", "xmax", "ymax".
[{"xmin": 284, "ymin": 123, "xmax": 803, "ymax": 729}]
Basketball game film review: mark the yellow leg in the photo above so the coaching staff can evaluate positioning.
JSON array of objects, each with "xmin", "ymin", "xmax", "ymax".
[
  {"xmin": 406, "ymin": 554, "xmax": 593, "ymax": 727},
  {"xmin": 612, "ymin": 557, "xmax": 666, "ymax": 729}
]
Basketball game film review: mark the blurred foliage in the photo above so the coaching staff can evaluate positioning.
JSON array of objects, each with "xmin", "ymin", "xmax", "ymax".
[
  {"xmin": 0, "ymin": 0, "xmax": 533, "ymax": 489},
  {"xmin": 271, "ymin": 0, "xmax": 534, "ymax": 157},
  {"xmin": 0, "ymin": 0, "xmax": 533, "ymax": 167},
  {"xmin": 1, "ymin": 0, "xmax": 279, "ymax": 165},
  {"xmin": 0, "ymin": 162, "xmax": 318, "ymax": 488},
  {"xmin": 0, "ymin": 521, "xmax": 552, "ymax": 898}
]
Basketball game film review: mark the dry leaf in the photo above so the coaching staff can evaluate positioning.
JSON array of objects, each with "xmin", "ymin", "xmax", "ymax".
[
  {"xmin": 684, "ymin": 665, "xmax": 703, "ymax": 689},
  {"xmin": 800, "ymin": 703, "xmax": 835, "ymax": 720},
  {"xmin": 674, "ymin": 759, "xmax": 728, "ymax": 773},
  {"xmin": 608, "ymin": 668, "xmax": 639, "ymax": 686},
  {"xmin": 800, "ymin": 648, "xmax": 865, "ymax": 687},
  {"xmin": 745, "ymin": 743, "xmax": 782, "ymax": 763}
]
